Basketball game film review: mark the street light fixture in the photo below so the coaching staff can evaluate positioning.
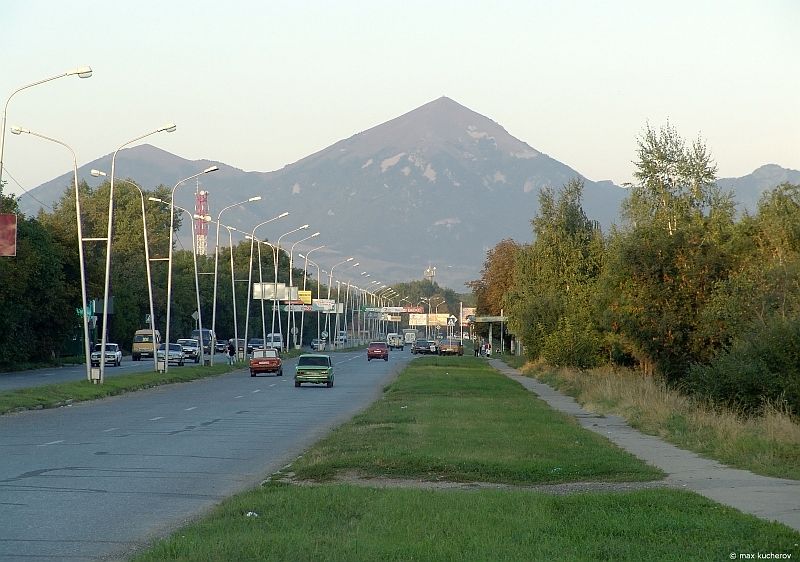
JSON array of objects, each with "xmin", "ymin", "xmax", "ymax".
[
  {"xmin": 243, "ymin": 212, "xmax": 289, "ymax": 354},
  {"xmin": 271, "ymin": 225, "xmax": 309, "ymax": 346},
  {"xmin": 210, "ymin": 196, "xmax": 262, "ymax": 364},
  {"xmin": 92, "ymin": 169, "xmax": 158, "ymax": 371},
  {"xmin": 10, "ymin": 126, "xmax": 91, "ymax": 381},
  {"xmin": 99, "ymin": 124, "xmax": 177, "ymax": 382},
  {"xmin": 298, "ymin": 245, "xmax": 325, "ymax": 348},
  {"xmin": 286, "ymin": 231, "xmax": 320, "ymax": 350},
  {"xmin": 164, "ymin": 165, "xmax": 218, "ymax": 371},
  {"xmin": 325, "ymin": 257, "xmax": 353, "ymax": 347},
  {"xmin": 152, "ymin": 197, "xmax": 212, "ymax": 365},
  {"xmin": 0, "ymin": 66, "xmax": 92, "ymax": 189}
]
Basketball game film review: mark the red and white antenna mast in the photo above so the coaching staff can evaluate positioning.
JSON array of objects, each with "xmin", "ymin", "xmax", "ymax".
[{"xmin": 194, "ymin": 180, "xmax": 209, "ymax": 255}]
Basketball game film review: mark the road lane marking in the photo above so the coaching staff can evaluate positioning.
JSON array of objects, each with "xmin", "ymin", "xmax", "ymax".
[
  {"xmin": 234, "ymin": 395, "xmax": 244, "ymax": 399},
  {"xmin": 269, "ymin": 384, "xmax": 276, "ymax": 388},
  {"xmin": 251, "ymin": 389, "xmax": 261, "ymax": 394},
  {"xmin": 149, "ymin": 416, "xmax": 164, "ymax": 421},
  {"xmin": 103, "ymin": 427, "xmax": 119, "ymax": 433},
  {"xmin": 185, "ymin": 407, "xmax": 197, "ymax": 411},
  {"xmin": 39, "ymin": 440, "xmax": 64, "ymax": 446}
]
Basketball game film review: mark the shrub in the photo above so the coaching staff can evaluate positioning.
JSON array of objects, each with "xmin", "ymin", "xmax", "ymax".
[
  {"xmin": 541, "ymin": 316, "xmax": 602, "ymax": 369},
  {"xmin": 686, "ymin": 317, "xmax": 800, "ymax": 415}
]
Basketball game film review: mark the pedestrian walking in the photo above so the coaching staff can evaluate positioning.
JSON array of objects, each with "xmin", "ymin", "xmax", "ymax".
[
  {"xmin": 227, "ymin": 341, "xmax": 236, "ymax": 365},
  {"xmin": 473, "ymin": 339, "xmax": 480, "ymax": 357}
]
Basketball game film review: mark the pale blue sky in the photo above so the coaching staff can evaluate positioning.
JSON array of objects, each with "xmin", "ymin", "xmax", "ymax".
[{"xmin": 2, "ymin": 0, "xmax": 797, "ymax": 196}]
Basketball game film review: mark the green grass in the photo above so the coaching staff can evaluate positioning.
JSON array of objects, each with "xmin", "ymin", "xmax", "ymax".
[
  {"xmin": 291, "ymin": 356, "xmax": 662, "ymax": 484},
  {"xmin": 133, "ymin": 484, "xmax": 799, "ymax": 562},
  {"xmin": 128, "ymin": 356, "xmax": 799, "ymax": 561},
  {"xmin": 0, "ymin": 363, "xmax": 239, "ymax": 415}
]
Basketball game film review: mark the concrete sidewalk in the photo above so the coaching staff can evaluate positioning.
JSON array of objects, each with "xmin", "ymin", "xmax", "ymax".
[{"xmin": 490, "ymin": 359, "xmax": 800, "ymax": 532}]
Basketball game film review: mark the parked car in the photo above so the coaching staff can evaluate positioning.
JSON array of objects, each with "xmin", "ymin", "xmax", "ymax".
[
  {"xmin": 157, "ymin": 343, "xmax": 185, "ymax": 366},
  {"xmin": 249, "ymin": 347, "xmax": 283, "ymax": 377},
  {"xmin": 367, "ymin": 341, "xmax": 389, "ymax": 361},
  {"xmin": 247, "ymin": 338, "xmax": 264, "ymax": 353},
  {"xmin": 295, "ymin": 354, "xmax": 334, "ymax": 388},
  {"xmin": 310, "ymin": 338, "xmax": 326, "ymax": 351},
  {"xmin": 91, "ymin": 343, "xmax": 122, "ymax": 367},
  {"xmin": 438, "ymin": 338, "xmax": 464, "ymax": 356},
  {"xmin": 412, "ymin": 339, "xmax": 436, "ymax": 355},
  {"xmin": 132, "ymin": 329, "xmax": 160, "ymax": 361},
  {"xmin": 386, "ymin": 333, "xmax": 404, "ymax": 350},
  {"xmin": 177, "ymin": 338, "xmax": 201, "ymax": 363}
]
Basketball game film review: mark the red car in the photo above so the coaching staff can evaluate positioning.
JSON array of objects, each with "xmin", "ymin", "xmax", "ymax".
[
  {"xmin": 249, "ymin": 348, "xmax": 283, "ymax": 377},
  {"xmin": 367, "ymin": 341, "xmax": 389, "ymax": 361}
]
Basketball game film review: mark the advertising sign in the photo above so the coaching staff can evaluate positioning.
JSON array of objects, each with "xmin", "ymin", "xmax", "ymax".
[
  {"xmin": 313, "ymin": 298, "xmax": 335, "ymax": 311},
  {"xmin": 253, "ymin": 283, "xmax": 286, "ymax": 300}
]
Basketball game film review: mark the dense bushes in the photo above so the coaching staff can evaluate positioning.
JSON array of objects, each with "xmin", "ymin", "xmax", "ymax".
[
  {"xmin": 471, "ymin": 124, "xmax": 800, "ymax": 416},
  {"xmin": 686, "ymin": 318, "xmax": 800, "ymax": 416}
]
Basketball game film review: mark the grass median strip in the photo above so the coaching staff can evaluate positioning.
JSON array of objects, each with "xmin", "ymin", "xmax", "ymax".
[
  {"xmin": 131, "ymin": 357, "xmax": 799, "ymax": 561},
  {"xmin": 133, "ymin": 485, "xmax": 798, "ymax": 562},
  {"xmin": 0, "ymin": 364, "xmax": 238, "ymax": 415},
  {"xmin": 290, "ymin": 356, "xmax": 662, "ymax": 484}
]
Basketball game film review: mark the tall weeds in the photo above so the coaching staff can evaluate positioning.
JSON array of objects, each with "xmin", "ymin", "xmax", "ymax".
[{"xmin": 518, "ymin": 361, "xmax": 800, "ymax": 480}]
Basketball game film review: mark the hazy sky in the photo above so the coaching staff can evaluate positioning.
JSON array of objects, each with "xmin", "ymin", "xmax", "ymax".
[{"xmin": 2, "ymin": 0, "xmax": 798, "ymax": 197}]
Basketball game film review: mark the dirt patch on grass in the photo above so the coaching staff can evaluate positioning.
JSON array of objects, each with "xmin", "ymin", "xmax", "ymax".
[{"xmin": 273, "ymin": 470, "xmax": 671, "ymax": 495}]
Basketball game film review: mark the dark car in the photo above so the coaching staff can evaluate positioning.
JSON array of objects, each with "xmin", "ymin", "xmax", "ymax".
[
  {"xmin": 247, "ymin": 338, "xmax": 264, "ymax": 353},
  {"xmin": 412, "ymin": 339, "xmax": 436, "ymax": 355},
  {"xmin": 367, "ymin": 341, "xmax": 389, "ymax": 361}
]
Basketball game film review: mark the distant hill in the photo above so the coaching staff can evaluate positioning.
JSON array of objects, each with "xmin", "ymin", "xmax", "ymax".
[
  {"xmin": 18, "ymin": 97, "xmax": 629, "ymax": 288},
  {"xmin": 716, "ymin": 164, "xmax": 800, "ymax": 212}
]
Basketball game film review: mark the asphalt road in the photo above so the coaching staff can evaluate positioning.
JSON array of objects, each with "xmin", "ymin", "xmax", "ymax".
[
  {"xmin": 0, "ymin": 349, "xmax": 411, "ymax": 561},
  {"xmin": 0, "ymin": 352, "xmax": 229, "ymax": 392}
]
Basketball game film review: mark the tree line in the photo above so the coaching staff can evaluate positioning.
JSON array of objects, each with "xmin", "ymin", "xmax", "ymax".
[
  {"xmin": 469, "ymin": 123, "xmax": 800, "ymax": 416},
  {"xmin": 0, "ymin": 178, "xmax": 325, "ymax": 367}
]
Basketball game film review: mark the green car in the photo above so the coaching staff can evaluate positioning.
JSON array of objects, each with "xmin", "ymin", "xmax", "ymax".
[{"xmin": 295, "ymin": 354, "xmax": 334, "ymax": 388}]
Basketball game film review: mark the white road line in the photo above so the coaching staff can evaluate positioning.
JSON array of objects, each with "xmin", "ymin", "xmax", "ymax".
[
  {"xmin": 234, "ymin": 395, "xmax": 244, "ymax": 399},
  {"xmin": 184, "ymin": 406, "xmax": 197, "ymax": 411},
  {"xmin": 149, "ymin": 416, "xmax": 164, "ymax": 421},
  {"xmin": 251, "ymin": 389, "xmax": 261, "ymax": 393},
  {"xmin": 269, "ymin": 384, "xmax": 276, "ymax": 387},
  {"xmin": 102, "ymin": 427, "xmax": 119, "ymax": 433},
  {"xmin": 39, "ymin": 440, "xmax": 64, "ymax": 446}
]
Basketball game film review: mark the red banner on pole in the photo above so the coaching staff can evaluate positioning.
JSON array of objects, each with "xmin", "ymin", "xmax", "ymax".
[{"xmin": 0, "ymin": 214, "xmax": 17, "ymax": 257}]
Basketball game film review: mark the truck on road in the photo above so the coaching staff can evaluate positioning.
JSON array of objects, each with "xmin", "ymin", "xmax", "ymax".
[{"xmin": 403, "ymin": 328, "xmax": 418, "ymax": 346}]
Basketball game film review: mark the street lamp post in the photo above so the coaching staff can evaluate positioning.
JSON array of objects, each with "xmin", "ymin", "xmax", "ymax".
[
  {"xmin": 325, "ymin": 257, "xmax": 353, "ymax": 347},
  {"xmin": 164, "ymin": 166, "xmax": 218, "ymax": 371},
  {"xmin": 100, "ymin": 124, "xmax": 177, "ymax": 382},
  {"xmin": 211, "ymin": 196, "xmax": 262, "ymax": 365},
  {"xmin": 271, "ymin": 225, "xmax": 309, "ymax": 347},
  {"xmin": 0, "ymin": 66, "xmax": 92, "ymax": 189},
  {"xmin": 92, "ymin": 169, "xmax": 158, "ymax": 370},
  {"xmin": 10, "ymin": 126, "xmax": 91, "ymax": 380},
  {"xmin": 152, "ymin": 198, "xmax": 211, "ymax": 365},
  {"xmin": 243, "ymin": 213, "xmax": 289, "ymax": 355},
  {"xmin": 298, "ymin": 245, "xmax": 324, "ymax": 350},
  {"xmin": 286, "ymin": 232, "xmax": 319, "ymax": 351}
]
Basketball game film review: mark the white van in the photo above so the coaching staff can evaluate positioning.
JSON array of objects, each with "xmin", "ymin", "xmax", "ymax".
[
  {"xmin": 386, "ymin": 333, "xmax": 404, "ymax": 350},
  {"xmin": 265, "ymin": 333, "xmax": 283, "ymax": 349}
]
